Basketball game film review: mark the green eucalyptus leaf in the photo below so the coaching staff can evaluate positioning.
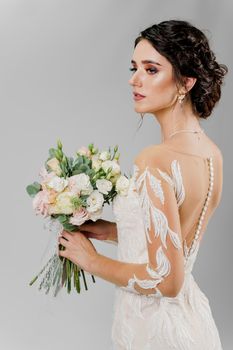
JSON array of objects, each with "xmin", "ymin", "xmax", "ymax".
[
  {"xmin": 67, "ymin": 157, "xmax": 74, "ymax": 169},
  {"xmin": 57, "ymin": 214, "xmax": 68, "ymax": 223},
  {"xmin": 71, "ymin": 169, "xmax": 82, "ymax": 176},
  {"xmin": 73, "ymin": 158, "xmax": 82, "ymax": 168},
  {"xmin": 79, "ymin": 164, "xmax": 89, "ymax": 172},
  {"xmin": 62, "ymin": 222, "xmax": 77, "ymax": 232},
  {"xmin": 87, "ymin": 169, "xmax": 95, "ymax": 178},
  {"xmin": 26, "ymin": 182, "xmax": 41, "ymax": 197}
]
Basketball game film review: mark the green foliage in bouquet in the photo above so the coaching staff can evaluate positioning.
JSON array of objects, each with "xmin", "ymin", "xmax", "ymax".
[
  {"xmin": 26, "ymin": 139, "xmax": 122, "ymax": 296},
  {"xmin": 26, "ymin": 182, "xmax": 41, "ymax": 198}
]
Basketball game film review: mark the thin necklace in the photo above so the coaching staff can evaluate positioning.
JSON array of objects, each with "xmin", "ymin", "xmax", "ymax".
[{"xmin": 167, "ymin": 128, "xmax": 205, "ymax": 140}]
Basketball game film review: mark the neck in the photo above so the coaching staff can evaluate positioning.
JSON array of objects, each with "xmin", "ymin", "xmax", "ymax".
[{"xmin": 152, "ymin": 100, "xmax": 201, "ymax": 142}]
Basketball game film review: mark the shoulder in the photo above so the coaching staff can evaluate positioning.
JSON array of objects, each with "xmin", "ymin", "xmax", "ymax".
[
  {"xmin": 214, "ymin": 144, "xmax": 223, "ymax": 166},
  {"xmin": 134, "ymin": 144, "xmax": 186, "ymax": 206},
  {"xmin": 205, "ymin": 138, "xmax": 223, "ymax": 169},
  {"xmin": 134, "ymin": 144, "xmax": 172, "ymax": 169}
]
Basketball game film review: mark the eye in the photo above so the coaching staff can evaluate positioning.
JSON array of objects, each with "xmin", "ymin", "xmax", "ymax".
[
  {"xmin": 129, "ymin": 67, "xmax": 158, "ymax": 74},
  {"xmin": 146, "ymin": 68, "xmax": 158, "ymax": 74},
  {"xmin": 129, "ymin": 67, "xmax": 137, "ymax": 72}
]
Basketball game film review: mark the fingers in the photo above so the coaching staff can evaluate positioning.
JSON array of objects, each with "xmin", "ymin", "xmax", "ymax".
[
  {"xmin": 58, "ymin": 230, "xmax": 83, "ymax": 246},
  {"xmin": 83, "ymin": 232, "xmax": 99, "ymax": 240},
  {"xmin": 59, "ymin": 248, "xmax": 67, "ymax": 257},
  {"xmin": 59, "ymin": 236, "xmax": 69, "ymax": 247},
  {"xmin": 61, "ymin": 230, "xmax": 72, "ymax": 239}
]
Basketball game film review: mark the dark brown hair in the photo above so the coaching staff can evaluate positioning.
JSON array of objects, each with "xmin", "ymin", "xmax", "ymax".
[{"xmin": 134, "ymin": 19, "xmax": 228, "ymax": 119}]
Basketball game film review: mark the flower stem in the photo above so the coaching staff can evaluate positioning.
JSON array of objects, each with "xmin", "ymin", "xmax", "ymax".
[
  {"xmin": 74, "ymin": 265, "xmax": 81, "ymax": 293},
  {"xmin": 91, "ymin": 275, "xmax": 96, "ymax": 283},
  {"xmin": 29, "ymin": 275, "xmax": 38, "ymax": 286},
  {"xmin": 81, "ymin": 269, "xmax": 88, "ymax": 290}
]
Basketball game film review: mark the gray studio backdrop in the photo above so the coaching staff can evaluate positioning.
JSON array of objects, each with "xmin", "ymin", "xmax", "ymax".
[{"xmin": 0, "ymin": 1, "xmax": 232, "ymax": 349}]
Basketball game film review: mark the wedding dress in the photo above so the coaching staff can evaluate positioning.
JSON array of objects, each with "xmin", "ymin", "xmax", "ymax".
[{"xmin": 110, "ymin": 144, "xmax": 223, "ymax": 350}]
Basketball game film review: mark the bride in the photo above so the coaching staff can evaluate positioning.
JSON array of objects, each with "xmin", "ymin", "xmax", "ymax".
[{"xmin": 58, "ymin": 19, "xmax": 228, "ymax": 349}]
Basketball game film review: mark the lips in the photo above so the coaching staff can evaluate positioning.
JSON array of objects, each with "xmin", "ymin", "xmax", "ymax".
[
  {"xmin": 133, "ymin": 92, "xmax": 145, "ymax": 97},
  {"xmin": 133, "ymin": 92, "xmax": 146, "ymax": 101}
]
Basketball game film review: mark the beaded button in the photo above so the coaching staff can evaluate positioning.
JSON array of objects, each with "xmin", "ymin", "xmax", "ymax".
[{"xmin": 187, "ymin": 157, "xmax": 214, "ymax": 257}]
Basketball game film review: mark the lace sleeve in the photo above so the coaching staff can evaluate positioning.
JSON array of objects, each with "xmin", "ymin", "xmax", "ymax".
[{"xmin": 120, "ymin": 157, "xmax": 185, "ymax": 298}]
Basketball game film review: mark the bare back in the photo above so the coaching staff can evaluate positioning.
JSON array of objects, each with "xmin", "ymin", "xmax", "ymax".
[{"xmin": 135, "ymin": 134, "xmax": 223, "ymax": 253}]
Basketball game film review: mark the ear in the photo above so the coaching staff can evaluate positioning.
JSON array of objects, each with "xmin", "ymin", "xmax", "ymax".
[{"xmin": 183, "ymin": 76, "xmax": 197, "ymax": 93}]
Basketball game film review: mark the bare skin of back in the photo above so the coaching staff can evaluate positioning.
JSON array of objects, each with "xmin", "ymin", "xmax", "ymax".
[{"xmin": 158, "ymin": 132, "xmax": 223, "ymax": 249}]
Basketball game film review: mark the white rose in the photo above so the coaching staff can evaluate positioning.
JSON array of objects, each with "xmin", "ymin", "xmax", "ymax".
[
  {"xmin": 88, "ymin": 208, "xmax": 103, "ymax": 221},
  {"xmin": 116, "ymin": 175, "xmax": 130, "ymax": 196},
  {"xmin": 47, "ymin": 176, "xmax": 69, "ymax": 192},
  {"xmin": 48, "ymin": 191, "xmax": 74, "ymax": 215},
  {"xmin": 102, "ymin": 160, "xmax": 121, "ymax": 176},
  {"xmin": 99, "ymin": 151, "xmax": 111, "ymax": 161},
  {"xmin": 91, "ymin": 155, "xmax": 102, "ymax": 171},
  {"xmin": 69, "ymin": 173, "xmax": 93, "ymax": 195},
  {"xmin": 86, "ymin": 190, "xmax": 104, "ymax": 213},
  {"xmin": 96, "ymin": 179, "xmax": 112, "ymax": 195},
  {"xmin": 46, "ymin": 158, "xmax": 62, "ymax": 176}
]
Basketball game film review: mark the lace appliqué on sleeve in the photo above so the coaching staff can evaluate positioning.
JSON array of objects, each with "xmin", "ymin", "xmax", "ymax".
[
  {"xmin": 121, "ymin": 160, "xmax": 185, "ymax": 298},
  {"xmin": 157, "ymin": 159, "xmax": 185, "ymax": 207}
]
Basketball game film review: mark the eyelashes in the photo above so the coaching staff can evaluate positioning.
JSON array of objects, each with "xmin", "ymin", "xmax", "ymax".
[{"xmin": 129, "ymin": 67, "xmax": 158, "ymax": 74}]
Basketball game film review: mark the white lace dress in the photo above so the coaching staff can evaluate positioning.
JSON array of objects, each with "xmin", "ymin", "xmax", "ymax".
[{"xmin": 110, "ymin": 150, "xmax": 223, "ymax": 350}]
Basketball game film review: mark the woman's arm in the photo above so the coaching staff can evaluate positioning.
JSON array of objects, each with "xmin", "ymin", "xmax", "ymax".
[
  {"xmin": 80, "ymin": 219, "xmax": 118, "ymax": 243},
  {"xmin": 89, "ymin": 253, "xmax": 179, "ymax": 297},
  {"xmin": 108, "ymin": 222, "xmax": 118, "ymax": 243}
]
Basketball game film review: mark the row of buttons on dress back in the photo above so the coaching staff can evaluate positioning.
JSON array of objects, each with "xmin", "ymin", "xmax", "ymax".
[{"xmin": 187, "ymin": 157, "xmax": 214, "ymax": 257}]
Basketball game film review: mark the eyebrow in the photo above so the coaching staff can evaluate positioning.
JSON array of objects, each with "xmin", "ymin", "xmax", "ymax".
[{"xmin": 131, "ymin": 59, "xmax": 162, "ymax": 66}]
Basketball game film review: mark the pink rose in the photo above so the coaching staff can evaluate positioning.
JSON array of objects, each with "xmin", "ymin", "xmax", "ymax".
[
  {"xmin": 68, "ymin": 176, "xmax": 81, "ymax": 195},
  {"xmin": 69, "ymin": 208, "xmax": 90, "ymax": 226},
  {"xmin": 39, "ymin": 166, "xmax": 56, "ymax": 183},
  {"xmin": 77, "ymin": 146, "xmax": 91, "ymax": 158},
  {"xmin": 32, "ymin": 190, "xmax": 50, "ymax": 217}
]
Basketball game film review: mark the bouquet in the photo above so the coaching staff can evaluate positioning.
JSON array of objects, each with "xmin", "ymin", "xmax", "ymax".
[{"xmin": 26, "ymin": 140, "xmax": 130, "ymax": 296}]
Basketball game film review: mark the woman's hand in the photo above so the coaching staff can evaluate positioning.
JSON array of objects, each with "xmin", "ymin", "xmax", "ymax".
[
  {"xmin": 58, "ymin": 230, "xmax": 98, "ymax": 273},
  {"xmin": 79, "ymin": 219, "xmax": 118, "ymax": 242}
]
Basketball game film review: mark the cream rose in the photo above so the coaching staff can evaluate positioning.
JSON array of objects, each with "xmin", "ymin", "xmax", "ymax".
[
  {"xmin": 86, "ymin": 190, "xmax": 104, "ymax": 213},
  {"xmin": 96, "ymin": 179, "xmax": 112, "ymax": 195},
  {"xmin": 46, "ymin": 176, "xmax": 69, "ymax": 193},
  {"xmin": 48, "ymin": 191, "xmax": 74, "ymax": 215},
  {"xmin": 46, "ymin": 158, "xmax": 62, "ymax": 176},
  {"xmin": 116, "ymin": 175, "xmax": 130, "ymax": 196}
]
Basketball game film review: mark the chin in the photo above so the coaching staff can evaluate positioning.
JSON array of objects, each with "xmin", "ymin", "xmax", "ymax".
[{"xmin": 134, "ymin": 105, "xmax": 148, "ymax": 114}]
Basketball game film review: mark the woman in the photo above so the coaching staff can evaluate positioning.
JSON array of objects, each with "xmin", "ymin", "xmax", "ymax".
[{"xmin": 58, "ymin": 20, "xmax": 228, "ymax": 349}]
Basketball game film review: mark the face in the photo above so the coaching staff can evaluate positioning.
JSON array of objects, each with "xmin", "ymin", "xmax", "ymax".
[{"xmin": 128, "ymin": 39, "xmax": 181, "ymax": 114}]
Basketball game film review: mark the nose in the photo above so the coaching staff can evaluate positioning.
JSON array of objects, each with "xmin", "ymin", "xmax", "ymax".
[{"xmin": 128, "ymin": 70, "xmax": 142, "ymax": 87}]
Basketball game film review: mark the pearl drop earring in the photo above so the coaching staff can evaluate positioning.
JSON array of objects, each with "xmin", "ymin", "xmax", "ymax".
[{"xmin": 178, "ymin": 94, "xmax": 186, "ymax": 104}]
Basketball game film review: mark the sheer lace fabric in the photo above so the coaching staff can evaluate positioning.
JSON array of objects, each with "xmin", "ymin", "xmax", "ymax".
[{"xmin": 111, "ymin": 145, "xmax": 223, "ymax": 350}]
